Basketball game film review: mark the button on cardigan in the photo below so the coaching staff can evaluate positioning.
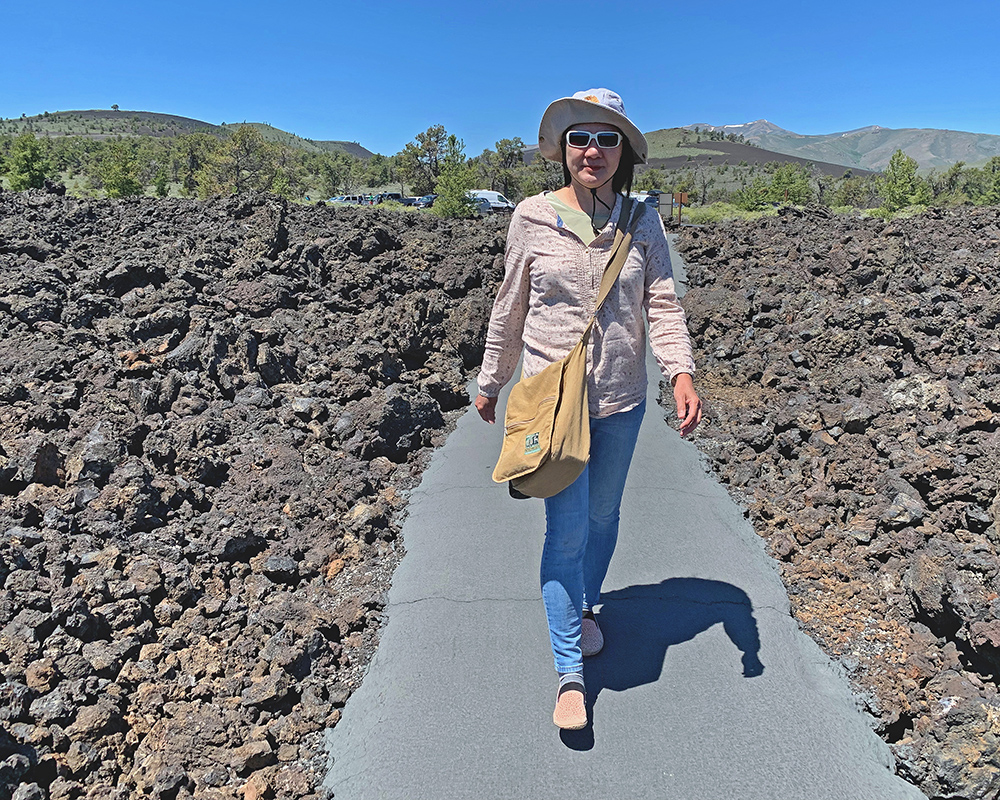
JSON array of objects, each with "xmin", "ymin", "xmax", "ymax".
[{"xmin": 477, "ymin": 193, "xmax": 696, "ymax": 419}]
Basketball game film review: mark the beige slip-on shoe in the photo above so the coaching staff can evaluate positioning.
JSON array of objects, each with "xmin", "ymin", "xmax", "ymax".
[{"xmin": 553, "ymin": 682, "xmax": 587, "ymax": 730}]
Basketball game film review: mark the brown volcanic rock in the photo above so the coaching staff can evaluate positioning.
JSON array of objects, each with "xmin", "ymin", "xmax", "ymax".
[
  {"xmin": 0, "ymin": 188, "xmax": 504, "ymax": 799},
  {"xmin": 675, "ymin": 205, "xmax": 1000, "ymax": 799}
]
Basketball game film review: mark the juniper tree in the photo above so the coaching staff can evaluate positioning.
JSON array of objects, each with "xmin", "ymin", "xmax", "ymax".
[
  {"xmin": 6, "ymin": 133, "xmax": 50, "ymax": 190},
  {"xmin": 432, "ymin": 135, "xmax": 476, "ymax": 219},
  {"xmin": 880, "ymin": 149, "xmax": 929, "ymax": 212},
  {"xmin": 397, "ymin": 125, "xmax": 448, "ymax": 196},
  {"xmin": 100, "ymin": 141, "xmax": 143, "ymax": 197}
]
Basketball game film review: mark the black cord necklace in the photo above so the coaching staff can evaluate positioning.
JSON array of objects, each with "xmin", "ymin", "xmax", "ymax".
[
  {"xmin": 584, "ymin": 174, "xmax": 616, "ymax": 235},
  {"xmin": 589, "ymin": 188, "xmax": 614, "ymax": 235}
]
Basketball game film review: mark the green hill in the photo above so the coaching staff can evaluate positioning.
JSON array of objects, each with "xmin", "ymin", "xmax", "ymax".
[
  {"xmin": 643, "ymin": 127, "xmax": 874, "ymax": 177},
  {"xmin": 0, "ymin": 110, "xmax": 216, "ymax": 138},
  {"xmin": 0, "ymin": 110, "xmax": 374, "ymax": 159},
  {"xmin": 242, "ymin": 124, "xmax": 373, "ymax": 158},
  {"xmin": 644, "ymin": 128, "xmax": 721, "ymax": 159}
]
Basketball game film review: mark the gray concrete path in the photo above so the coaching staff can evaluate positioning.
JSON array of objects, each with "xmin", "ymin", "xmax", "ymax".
[{"xmin": 322, "ymin": 239, "xmax": 923, "ymax": 800}]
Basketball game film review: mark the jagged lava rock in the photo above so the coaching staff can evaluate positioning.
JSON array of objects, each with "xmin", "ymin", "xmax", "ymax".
[
  {"xmin": 675, "ymin": 205, "xmax": 1000, "ymax": 799},
  {"xmin": 0, "ymin": 188, "xmax": 505, "ymax": 799}
]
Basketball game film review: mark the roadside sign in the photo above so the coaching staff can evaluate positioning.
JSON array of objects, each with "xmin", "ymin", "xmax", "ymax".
[{"xmin": 673, "ymin": 192, "xmax": 688, "ymax": 223}]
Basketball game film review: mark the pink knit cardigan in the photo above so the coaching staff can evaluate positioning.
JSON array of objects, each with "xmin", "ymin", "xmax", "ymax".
[{"xmin": 477, "ymin": 193, "xmax": 696, "ymax": 418}]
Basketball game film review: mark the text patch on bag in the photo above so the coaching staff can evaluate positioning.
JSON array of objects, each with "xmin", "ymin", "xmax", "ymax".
[{"xmin": 524, "ymin": 432, "xmax": 541, "ymax": 455}]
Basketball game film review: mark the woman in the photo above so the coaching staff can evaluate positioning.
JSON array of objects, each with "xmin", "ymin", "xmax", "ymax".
[{"xmin": 475, "ymin": 89, "xmax": 702, "ymax": 730}]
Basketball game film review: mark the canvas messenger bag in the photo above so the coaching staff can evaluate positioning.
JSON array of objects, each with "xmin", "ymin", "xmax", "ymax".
[{"xmin": 492, "ymin": 197, "xmax": 645, "ymax": 498}]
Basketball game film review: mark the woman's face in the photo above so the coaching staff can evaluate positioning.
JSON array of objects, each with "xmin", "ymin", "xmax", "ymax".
[{"xmin": 564, "ymin": 122, "xmax": 623, "ymax": 189}]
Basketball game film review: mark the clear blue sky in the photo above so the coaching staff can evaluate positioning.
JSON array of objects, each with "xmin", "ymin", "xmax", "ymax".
[{"xmin": 5, "ymin": 0, "xmax": 999, "ymax": 156}]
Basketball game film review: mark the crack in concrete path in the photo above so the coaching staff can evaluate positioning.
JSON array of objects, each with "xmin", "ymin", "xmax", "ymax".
[{"xmin": 386, "ymin": 593, "xmax": 789, "ymax": 616}]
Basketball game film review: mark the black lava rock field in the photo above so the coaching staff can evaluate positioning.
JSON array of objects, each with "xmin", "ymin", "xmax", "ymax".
[
  {"xmin": 0, "ymin": 187, "xmax": 504, "ymax": 800},
  {"xmin": 675, "ymin": 205, "xmax": 1000, "ymax": 799},
  {"xmin": 3, "ymin": 188, "xmax": 1000, "ymax": 800}
]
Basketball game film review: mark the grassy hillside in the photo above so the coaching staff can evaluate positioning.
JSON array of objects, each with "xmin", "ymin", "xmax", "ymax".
[
  {"xmin": 244, "ymin": 123, "xmax": 373, "ymax": 158},
  {"xmin": 648, "ymin": 139, "xmax": 876, "ymax": 178},
  {"xmin": 644, "ymin": 128, "xmax": 720, "ymax": 159},
  {"xmin": 0, "ymin": 110, "xmax": 216, "ymax": 138},
  {"xmin": 312, "ymin": 140, "xmax": 374, "ymax": 159},
  {"xmin": 0, "ymin": 110, "xmax": 374, "ymax": 158}
]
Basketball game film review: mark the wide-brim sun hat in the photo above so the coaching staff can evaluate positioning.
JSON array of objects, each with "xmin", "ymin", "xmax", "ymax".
[{"xmin": 538, "ymin": 88, "xmax": 648, "ymax": 165}]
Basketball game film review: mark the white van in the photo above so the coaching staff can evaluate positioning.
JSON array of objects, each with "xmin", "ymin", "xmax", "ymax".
[{"xmin": 471, "ymin": 190, "xmax": 516, "ymax": 213}]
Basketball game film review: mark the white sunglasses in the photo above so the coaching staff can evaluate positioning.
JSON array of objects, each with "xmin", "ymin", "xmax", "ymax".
[{"xmin": 565, "ymin": 130, "xmax": 622, "ymax": 149}]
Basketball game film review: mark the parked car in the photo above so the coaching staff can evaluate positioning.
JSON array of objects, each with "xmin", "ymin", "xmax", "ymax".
[
  {"xmin": 633, "ymin": 192, "xmax": 660, "ymax": 209},
  {"xmin": 470, "ymin": 195, "xmax": 493, "ymax": 217},
  {"xmin": 471, "ymin": 189, "xmax": 515, "ymax": 213},
  {"xmin": 415, "ymin": 194, "xmax": 437, "ymax": 208},
  {"xmin": 374, "ymin": 193, "xmax": 419, "ymax": 206}
]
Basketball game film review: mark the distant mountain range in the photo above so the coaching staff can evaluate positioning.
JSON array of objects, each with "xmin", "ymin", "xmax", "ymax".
[
  {"xmin": 683, "ymin": 120, "xmax": 1000, "ymax": 171},
  {"xmin": 0, "ymin": 110, "xmax": 375, "ymax": 160}
]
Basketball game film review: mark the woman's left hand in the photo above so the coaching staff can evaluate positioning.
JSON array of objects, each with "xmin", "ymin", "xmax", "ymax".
[{"xmin": 671, "ymin": 373, "xmax": 702, "ymax": 437}]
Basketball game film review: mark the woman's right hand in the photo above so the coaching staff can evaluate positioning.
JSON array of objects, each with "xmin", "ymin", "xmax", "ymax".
[
  {"xmin": 671, "ymin": 373, "xmax": 702, "ymax": 437},
  {"xmin": 475, "ymin": 394, "xmax": 498, "ymax": 424}
]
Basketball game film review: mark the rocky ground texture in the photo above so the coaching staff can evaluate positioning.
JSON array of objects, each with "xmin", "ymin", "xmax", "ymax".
[
  {"xmin": 675, "ymin": 206, "xmax": 1000, "ymax": 799},
  {"xmin": 4, "ymin": 188, "xmax": 999, "ymax": 800},
  {"xmin": 0, "ymin": 186, "xmax": 504, "ymax": 800}
]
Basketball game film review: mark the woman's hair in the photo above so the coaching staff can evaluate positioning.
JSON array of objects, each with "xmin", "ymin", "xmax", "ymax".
[{"xmin": 560, "ymin": 129, "xmax": 635, "ymax": 196}]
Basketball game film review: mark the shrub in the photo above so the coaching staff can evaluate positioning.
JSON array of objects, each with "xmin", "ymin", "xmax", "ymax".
[
  {"xmin": 100, "ymin": 141, "xmax": 143, "ymax": 198},
  {"xmin": 879, "ymin": 150, "xmax": 930, "ymax": 212},
  {"xmin": 6, "ymin": 133, "xmax": 49, "ymax": 190},
  {"xmin": 154, "ymin": 168, "xmax": 169, "ymax": 198},
  {"xmin": 766, "ymin": 163, "xmax": 814, "ymax": 205},
  {"xmin": 732, "ymin": 176, "xmax": 770, "ymax": 211},
  {"xmin": 432, "ymin": 135, "xmax": 477, "ymax": 219}
]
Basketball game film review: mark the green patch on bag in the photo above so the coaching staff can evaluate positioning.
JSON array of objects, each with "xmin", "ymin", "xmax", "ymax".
[{"xmin": 524, "ymin": 432, "xmax": 541, "ymax": 455}]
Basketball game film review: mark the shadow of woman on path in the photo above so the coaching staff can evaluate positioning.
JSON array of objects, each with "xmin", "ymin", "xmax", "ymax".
[{"xmin": 561, "ymin": 577, "xmax": 764, "ymax": 751}]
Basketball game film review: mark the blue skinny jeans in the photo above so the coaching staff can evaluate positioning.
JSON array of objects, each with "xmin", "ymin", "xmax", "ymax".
[{"xmin": 540, "ymin": 400, "xmax": 645, "ymax": 674}]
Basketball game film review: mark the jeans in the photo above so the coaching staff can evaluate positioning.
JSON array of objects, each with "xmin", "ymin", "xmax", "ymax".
[{"xmin": 540, "ymin": 400, "xmax": 645, "ymax": 674}]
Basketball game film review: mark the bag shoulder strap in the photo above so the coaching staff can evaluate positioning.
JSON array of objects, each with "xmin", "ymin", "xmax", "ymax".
[
  {"xmin": 579, "ymin": 197, "xmax": 646, "ymax": 343},
  {"xmin": 594, "ymin": 197, "xmax": 644, "ymax": 313}
]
